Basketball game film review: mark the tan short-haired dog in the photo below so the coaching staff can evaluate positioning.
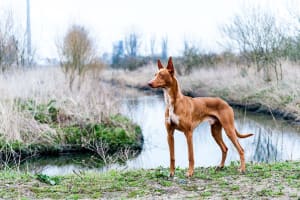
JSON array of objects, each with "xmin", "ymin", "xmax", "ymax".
[{"xmin": 148, "ymin": 57, "xmax": 253, "ymax": 177}]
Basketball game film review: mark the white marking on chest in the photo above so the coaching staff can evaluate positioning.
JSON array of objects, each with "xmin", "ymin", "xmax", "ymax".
[{"xmin": 163, "ymin": 89, "xmax": 180, "ymax": 125}]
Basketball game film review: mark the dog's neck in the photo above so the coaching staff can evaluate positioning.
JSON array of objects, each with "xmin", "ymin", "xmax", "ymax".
[{"xmin": 163, "ymin": 76, "xmax": 183, "ymax": 106}]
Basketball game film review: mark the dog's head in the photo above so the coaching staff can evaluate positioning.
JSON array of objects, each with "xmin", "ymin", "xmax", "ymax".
[{"xmin": 148, "ymin": 57, "xmax": 175, "ymax": 88}]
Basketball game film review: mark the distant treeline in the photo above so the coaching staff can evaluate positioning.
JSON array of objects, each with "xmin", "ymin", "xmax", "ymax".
[
  {"xmin": 2, "ymin": 3, "xmax": 300, "ymax": 82},
  {"xmin": 109, "ymin": 4, "xmax": 300, "ymax": 82}
]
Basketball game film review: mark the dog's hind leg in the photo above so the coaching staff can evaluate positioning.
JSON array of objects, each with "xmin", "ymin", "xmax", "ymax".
[
  {"xmin": 223, "ymin": 126, "xmax": 246, "ymax": 173},
  {"xmin": 217, "ymin": 109, "xmax": 246, "ymax": 173},
  {"xmin": 211, "ymin": 122, "xmax": 228, "ymax": 169}
]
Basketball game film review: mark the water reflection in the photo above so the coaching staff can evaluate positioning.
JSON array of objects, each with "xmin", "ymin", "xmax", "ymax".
[
  {"xmin": 234, "ymin": 109, "xmax": 299, "ymax": 163},
  {"xmin": 258, "ymin": 129, "xmax": 280, "ymax": 161},
  {"xmin": 123, "ymin": 95, "xmax": 300, "ymax": 168},
  {"xmin": 24, "ymin": 95, "xmax": 300, "ymax": 175}
]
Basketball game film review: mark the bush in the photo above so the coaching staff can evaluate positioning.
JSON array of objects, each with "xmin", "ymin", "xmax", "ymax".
[
  {"xmin": 57, "ymin": 24, "xmax": 105, "ymax": 90},
  {"xmin": 61, "ymin": 114, "xmax": 143, "ymax": 153},
  {"xmin": 111, "ymin": 56, "xmax": 151, "ymax": 70}
]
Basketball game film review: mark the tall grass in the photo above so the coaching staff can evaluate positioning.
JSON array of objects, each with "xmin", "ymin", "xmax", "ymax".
[
  {"xmin": 0, "ymin": 66, "xmax": 119, "ymax": 143},
  {"xmin": 183, "ymin": 62, "xmax": 300, "ymax": 116}
]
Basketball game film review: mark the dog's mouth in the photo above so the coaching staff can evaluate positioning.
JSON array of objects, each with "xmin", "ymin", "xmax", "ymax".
[{"xmin": 148, "ymin": 82, "xmax": 161, "ymax": 88}]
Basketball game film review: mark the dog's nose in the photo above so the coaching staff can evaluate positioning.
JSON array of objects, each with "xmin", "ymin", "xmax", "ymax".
[{"xmin": 148, "ymin": 81, "xmax": 153, "ymax": 87}]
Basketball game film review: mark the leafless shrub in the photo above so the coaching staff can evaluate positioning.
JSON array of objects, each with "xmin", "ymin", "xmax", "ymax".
[
  {"xmin": 221, "ymin": 4, "xmax": 287, "ymax": 81},
  {"xmin": 181, "ymin": 39, "xmax": 201, "ymax": 74},
  {"xmin": 85, "ymin": 139, "xmax": 112, "ymax": 165},
  {"xmin": 0, "ymin": 143, "xmax": 20, "ymax": 169},
  {"xmin": 161, "ymin": 36, "xmax": 168, "ymax": 60},
  {"xmin": 124, "ymin": 30, "xmax": 141, "ymax": 57},
  {"xmin": 84, "ymin": 139, "xmax": 138, "ymax": 165},
  {"xmin": 179, "ymin": 40, "xmax": 225, "ymax": 74},
  {"xmin": 0, "ymin": 11, "xmax": 32, "ymax": 72},
  {"xmin": 150, "ymin": 35, "xmax": 156, "ymax": 57},
  {"xmin": 117, "ymin": 147, "xmax": 138, "ymax": 163},
  {"xmin": 0, "ymin": 141, "xmax": 38, "ymax": 169},
  {"xmin": 57, "ymin": 24, "xmax": 105, "ymax": 90}
]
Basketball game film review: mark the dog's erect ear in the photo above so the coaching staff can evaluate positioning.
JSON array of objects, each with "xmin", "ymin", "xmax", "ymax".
[
  {"xmin": 167, "ymin": 56, "xmax": 175, "ymax": 75},
  {"xmin": 157, "ymin": 59, "xmax": 163, "ymax": 70}
]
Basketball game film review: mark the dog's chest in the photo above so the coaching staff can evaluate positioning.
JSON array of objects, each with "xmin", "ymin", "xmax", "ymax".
[{"xmin": 163, "ymin": 89, "xmax": 180, "ymax": 125}]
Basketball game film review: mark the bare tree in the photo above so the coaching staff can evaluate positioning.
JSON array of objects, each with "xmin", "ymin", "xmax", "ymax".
[
  {"xmin": 284, "ymin": 1, "xmax": 300, "ymax": 62},
  {"xmin": 182, "ymin": 39, "xmax": 201, "ymax": 74},
  {"xmin": 161, "ymin": 36, "xmax": 168, "ymax": 60},
  {"xmin": 150, "ymin": 35, "xmax": 156, "ymax": 56},
  {"xmin": 221, "ymin": 5, "xmax": 287, "ymax": 81},
  {"xmin": 57, "ymin": 24, "xmax": 104, "ymax": 90},
  {"xmin": 0, "ymin": 11, "xmax": 31, "ymax": 72},
  {"xmin": 124, "ymin": 31, "xmax": 141, "ymax": 57},
  {"xmin": 111, "ymin": 40, "xmax": 124, "ymax": 67}
]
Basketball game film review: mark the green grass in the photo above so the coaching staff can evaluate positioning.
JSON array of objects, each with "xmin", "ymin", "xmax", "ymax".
[{"xmin": 0, "ymin": 161, "xmax": 299, "ymax": 199}]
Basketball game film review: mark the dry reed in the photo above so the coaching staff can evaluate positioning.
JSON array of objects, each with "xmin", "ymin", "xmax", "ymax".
[{"xmin": 0, "ymin": 66, "xmax": 119, "ymax": 143}]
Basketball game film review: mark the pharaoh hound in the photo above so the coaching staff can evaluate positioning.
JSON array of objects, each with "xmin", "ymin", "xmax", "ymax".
[{"xmin": 148, "ymin": 57, "xmax": 253, "ymax": 177}]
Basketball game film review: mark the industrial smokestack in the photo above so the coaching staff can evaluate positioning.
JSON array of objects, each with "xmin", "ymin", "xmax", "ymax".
[{"xmin": 26, "ymin": 0, "xmax": 31, "ymax": 66}]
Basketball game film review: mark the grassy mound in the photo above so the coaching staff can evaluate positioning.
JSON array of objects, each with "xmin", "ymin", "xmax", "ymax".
[{"xmin": 0, "ymin": 99, "xmax": 143, "ymax": 166}]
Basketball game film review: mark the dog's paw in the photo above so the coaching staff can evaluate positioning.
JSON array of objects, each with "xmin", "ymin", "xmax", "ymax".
[
  {"xmin": 186, "ymin": 170, "xmax": 194, "ymax": 178},
  {"xmin": 169, "ymin": 171, "xmax": 175, "ymax": 177},
  {"xmin": 215, "ymin": 166, "xmax": 224, "ymax": 171},
  {"xmin": 238, "ymin": 168, "xmax": 246, "ymax": 174}
]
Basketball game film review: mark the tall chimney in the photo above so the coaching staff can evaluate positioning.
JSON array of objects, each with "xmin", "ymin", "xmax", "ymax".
[{"xmin": 26, "ymin": 0, "xmax": 31, "ymax": 65}]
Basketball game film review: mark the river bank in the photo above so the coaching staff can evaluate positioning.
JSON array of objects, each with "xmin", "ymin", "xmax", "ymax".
[
  {"xmin": 0, "ymin": 111, "xmax": 143, "ymax": 165},
  {"xmin": 102, "ymin": 63, "xmax": 300, "ymax": 127},
  {"xmin": 0, "ymin": 67, "xmax": 143, "ymax": 167},
  {"xmin": 0, "ymin": 161, "xmax": 299, "ymax": 199}
]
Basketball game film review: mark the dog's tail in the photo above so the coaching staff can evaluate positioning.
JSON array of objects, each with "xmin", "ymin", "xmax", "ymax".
[{"xmin": 235, "ymin": 129, "xmax": 254, "ymax": 138}]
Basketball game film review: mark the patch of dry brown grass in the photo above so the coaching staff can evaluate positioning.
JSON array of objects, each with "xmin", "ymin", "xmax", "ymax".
[
  {"xmin": 186, "ymin": 62, "xmax": 300, "ymax": 117},
  {"xmin": 0, "ymin": 66, "xmax": 119, "ymax": 143}
]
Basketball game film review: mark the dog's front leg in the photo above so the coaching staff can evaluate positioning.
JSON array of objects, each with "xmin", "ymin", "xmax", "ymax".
[
  {"xmin": 167, "ymin": 127, "xmax": 175, "ymax": 177},
  {"xmin": 185, "ymin": 131, "xmax": 194, "ymax": 177}
]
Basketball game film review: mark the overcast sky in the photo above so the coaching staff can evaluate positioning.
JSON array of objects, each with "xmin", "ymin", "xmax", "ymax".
[{"xmin": 0, "ymin": 0, "xmax": 296, "ymax": 59}]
